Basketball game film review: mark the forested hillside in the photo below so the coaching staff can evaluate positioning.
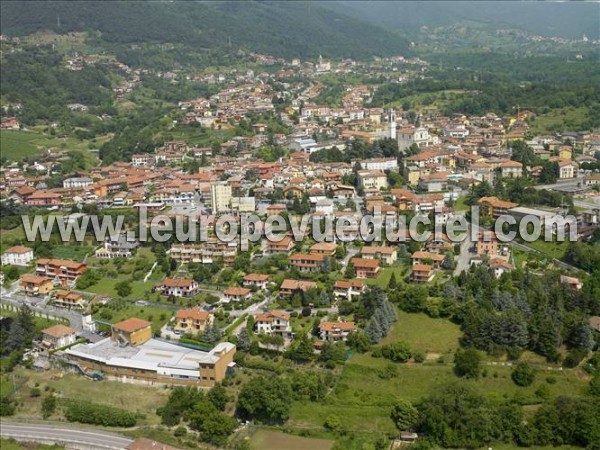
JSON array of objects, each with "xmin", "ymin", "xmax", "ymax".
[{"xmin": 0, "ymin": 1, "xmax": 410, "ymax": 59}]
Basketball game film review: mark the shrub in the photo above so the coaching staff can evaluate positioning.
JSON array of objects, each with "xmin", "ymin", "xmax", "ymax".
[
  {"xmin": 563, "ymin": 349, "xmax": 586, "ymax": 368},
  {"xmin": 64, "ymin": 400, "xmax": 137, "ymax": 427},
  {"xmin": 454, "ymin": 348, "xmax": 481, "ymax": 379},
  {"xmin": 174, "ymin": 426, "xmax": 187, "ymax": 437},
  {"xmin": 381, "ymin": 341, "xmax": 412, "ymax": 363},
  {"xmin": 413, "ymin": 352, "xmax": 426, "ymax": 363},
  {"xmin": 511, "ymin": 362, "xmax": 536, "ymax": 387},
  {"xmin": 30, "ymin": 387, "xmax": 41, "ymax": 398}
]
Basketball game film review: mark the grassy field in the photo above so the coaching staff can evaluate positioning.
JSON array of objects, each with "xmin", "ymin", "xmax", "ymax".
[
  {"xmin": 525, "ymin": 238, "xmax": 570, "ymax": 260},
  {"xmin": 366, "ymin": 265, "xmax": 407, "ymax": 289},
  {"xmin": 51, "ymin": 245, "xmax": 94, "ymax": 262},
  {"xmin": 530, "ymin": 106, "xmax": 590, "ymax": 134},
  {"xmin": 378, "ymin": 310, "xmax": 461, "ymax": 356},
  {"xmin": 8, "ymin": 367, "xmax": 170, "ymax": 424},
  {"xmin": 249, "ymin": 429, "xmax": 334, "ymax": 450}
]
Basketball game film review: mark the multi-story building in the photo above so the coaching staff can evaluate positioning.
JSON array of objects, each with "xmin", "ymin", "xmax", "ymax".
[
  {"xmin": 19, "ymin": 274, "xmax": 54, "ymax": 296},
  {"xmin": 333, "ymin": 280, "xmax": 366, "ymax": 301},
  {"xmin": 279, "ymin": 279, "xmax": 317, "ymax": 296},
  {"xmin": 397, "ymin": 125, "xmax": 439, "ymax": 151},
  {"xmin": 254, "ymin": 310, "xmax": 293, "ymax": 339},
  {"xmin": 210, "ymin": 181, "xmax": 232, "ymax": 213},
  {"xmin": 350, "ymin": 258, "xmax": 380, "ymax": 278},
  {"xmin": 289, "ymin": 253, "xmax": 325, "ymax": 273},
  {"xmin": 319, "ymin": 321, "xmax": 355, "ymax": 342},
  {"xmin": 357, "ymin": 170, "xmax": 388, "ymax": 190},
  {"xmin": 174, "ymin": 308, "xmax": 214, "ymax": 333},
  {"xmin": 95, "ymin": 236, "xmax": 139, "ymax": 259},
  {"xmin": 159, "ymin": 278, "xmax": 199, "ymax": 297},
  {"xmin": 265, "ymin": 236, "xmax": 295, "ymax": 254},
  {"xmin": 411, "ymin": 251, "xmax": 445, "ymax": 269},
  {"xmin": 41, "ymin": 325, "xmax": 77, "ymax": 350},
  {"xmin": 478, "ymin": 197, "xmax": 519, "ymax": 218},
  {"xmin": 36, "ymin": 258, "xmax": 87, "ymax": 286},
  {"xmin": 410, "ymin": 263, "xmax": 434, "ymax": 283},
  {"xmin": 1, "ymin": 245, "xmax": 34, "ymax": 266},
  {"xmin": 242, "ymin": 273, "xmax": 270, "ymax": 290},
  {"xmin": 309, "ymin": 242, "xmax": 337, "ymax": 257},
  {"xmin": 360, "ymin": 246, "xmax": 397, "ymax": 265},
  {"xmin": 52, "ymin": 290, "xmax": 85, "ymax": 309},
  {"xmin": 476, "ymin": 231, "xmax": 499, "ymax": 257}
]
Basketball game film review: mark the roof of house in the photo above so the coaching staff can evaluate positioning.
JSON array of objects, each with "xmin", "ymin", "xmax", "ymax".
[
  {"xmin": 361, "ymin": 246, "xmax": 396, "ymax": 255},
  {"xmin": 112, "ymin": 318, "xmax": 152, "ymax": 333},
  {"xmin": 334, "ymin": 280, "xmax": 366, "ymax": 289},
  {"xmin": 175, "ymin": 308, "xmax": 212, "ymax": 322},
  {"xmin": 290, "ymin": 253, "xmax": 325, "ymax": 262},
  {"xmin": 489, "ymin": 258, "xmax": 514, "ymax": 270},
  {"xmin": 162, "ymin": 278, "xmax": 195, "ymax": 288},
  {"xmin": 320, "ymin": 321, "xmax": 355, "ymax": 332},
  {"xmin": 280, "ymin": 279, "xmax": 317, "ymax": 291},
  {"xmin": 42, "ymin": 324, "xmax": 75, "ymax": 338},
  {"xmin": 412, "ymin": 263, "xmax": 433, "ymax": 272},
  {"xmin": 411, "ymin": 251, "xmax": 445, "ymax": 261},
  {"xmin": 37, "ymin": 258, "xmax": 85, "ymax": 270},
  {"xmin": 478, "ymin": 196, "xmax": 519, "ymax": 209},
  {"xmin": 310, "ymin": 242, "xmax": 338, "ymax": 252},
  {"xmin": 243, "ymin": 273, "xmax": 270, "ymax": 282},
  {"xmin": 350, "ymin": 257, "xmax": 380, "ymax": 268},
  {"xmin": 20, "ymin": 274, "xmax": 52, "ymax": 285},
  {"xmin": 255, "ymin": 310, "xmax": 290, "ymax": 322},
  {"xmin": 224, "ymin": 287, "xmax": 251, "ymax": 296},
  {"xmin": 3, "ymin": 245, "xmax": 33, "ymax": 254}
]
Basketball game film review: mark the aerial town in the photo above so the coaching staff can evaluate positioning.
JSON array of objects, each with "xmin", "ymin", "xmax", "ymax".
[{"xmin": 1, "ymin": 2, "xmax": 599, "ymax": 450}]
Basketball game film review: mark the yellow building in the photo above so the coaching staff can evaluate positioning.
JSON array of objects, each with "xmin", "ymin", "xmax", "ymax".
[
  {"xmin": 111, "ymin": 318, "xmax": 153, "ymax": 346},
  {"xmin": 19, "ymin": 274, "xmax": 54, "ymax": 296}
]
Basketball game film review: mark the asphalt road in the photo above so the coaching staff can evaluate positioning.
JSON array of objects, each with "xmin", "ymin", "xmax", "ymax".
[{"xmin": 0, "ymin": 422, "xmax": 133, "ymax": 449}]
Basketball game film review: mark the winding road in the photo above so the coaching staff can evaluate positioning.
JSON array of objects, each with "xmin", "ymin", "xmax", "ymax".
[{"xmin": 0, "ymin": 422, "xmax": 133, "ymax": 449}]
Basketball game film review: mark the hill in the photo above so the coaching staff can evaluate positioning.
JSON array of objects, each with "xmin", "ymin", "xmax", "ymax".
[
  {"xmin": 0, "ymin": 1, "xmax": 410, "ymax": 59},
  {"xmin": 328, "ymin": 1, "xmax": 600, "ymax": 40}
]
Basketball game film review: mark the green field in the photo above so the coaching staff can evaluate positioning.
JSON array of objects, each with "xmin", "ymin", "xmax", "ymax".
[
  {"xmin": 524, "ymin": 238, "xmax": 570, "ymax": 260},
  {"xmin": 378, "ymin": 310, "xmax": 461, "ymax": 356},
  {"xmin": 51, "ymin": 245, "xmax": 94, "ymax": 262},
  {"xmin": 366, "ymin": 265, "xmax": 407, "ymax": 289},
  {"xmin": 1, "ymin": 438, "xmax": 65, "ymax": 450},
  {"xmin": 7, "ymin": 367, "xmax": 170, "ymax": 424},
  {"xmin": 249, "ymin": 429, "xmax": 334, "ymax": 450}
]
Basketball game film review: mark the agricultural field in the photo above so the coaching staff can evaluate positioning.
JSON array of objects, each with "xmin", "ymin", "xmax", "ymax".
[{"xmin": 248, "ymin": 429, "xmax": 334, "ymax": 450}]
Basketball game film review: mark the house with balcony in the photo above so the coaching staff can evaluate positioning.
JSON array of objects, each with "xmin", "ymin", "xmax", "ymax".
[
  {"xmin": 174, "ymin": 307, "xmax": 214, "ymax": 333},
  {"xmin": 265, "ymin": 236, "xmax": 295, "ymax": 254},
  {"xmin": 36, "ymin": 258, "xmax": 86, "ymax": 286},
  {"xmin": 41, "ymin": 325, "xmax": 77, "ymax": 350},
  {"xmin": 411, "ymin": 251, "xmax": 445, "ymax": 269},
  {"xmin": 310, "ymin": 242, "xmax": 337, "ymax": 257},
  {"xmin": 254, "ymin": 310, "xmax": 293, "ymax": 339},
  {"xmin": 19, "ymin": 274, "xmax": 54, "ymax": 296},
  {"xmin": 159, "ymin": 278, "xmax": 198, "ymax": 297},
  {"xmin": 319, "ymin": 321, "xmax": 355, "ymax": 342},
  {"xmin": 289, "ymin": 253, "xmax": 325, "ymax": 273},
  {"xmin": 333, "ymin": 280, "xmax": 366, "ymax": 301},
  {"xmin": 410, "ymin": 264, "xmax": 434, "ymax": 283},
  {"xmin": 52, "ymin": 290, "xmax": 85, "ymax": 309},
  {"xmin": 350, "ymin": 258, "xmax": 380, "ymax": 278}
]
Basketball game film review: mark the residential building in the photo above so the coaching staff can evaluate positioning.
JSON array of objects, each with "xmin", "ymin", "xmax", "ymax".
[
  {"xmin": 159, "ymin": 278, "xmax": 199, "ymax": 297},
  {"xmin": 174, "ymin": 308, "xmax": 214, "ymax": 333},
  {"xmin": 351, "ymin": 258, "xmax": 380, "ymax": 278},
  {"xmin": 36, "ymin": 258, "xmax": 87, "ymax": 286},
  {"xmin": 319, "ymin": 321, "xmax": 355, "ymax": 342},
  {"xmin": 357, "ymin": 170, "xmax": 388, "ymax": 190},
  {"xmin": 358, "ymin": 157, "xmax": 398, "ymax": 171},
  {"xmin": 95, "ymin": 236, "xmax": 139, "ymax": 259},
  {"xmin": 265, "ymin": 236, "xmax": 295, "ymax": 254},
  {"xmin": 333, "ymin": 280, "xmax": 366, "ymax": 300},
  {"xmin": 41, "ymin": 325, "xmax": 77, "ymax": 350},
  {"xmin": 52, "ymin": 290, "xmax": 85, "ymax": 309},
  {"xmin": 309, "ymin": 242, "xmax": 337, "ymax": 257},
  {"xmin": 489, "ymin": 258, "xmax": 514, "ymax": 278},
  {"xmin": 411, "ymin": 251, "xmax": 445, "ymax": 268},
  {"xmin": 360, "ymin": 246, "xmax": 397, "ymax": 265},
  {"xmin": 242, "ymin": 273, "xmax": 270, "ymax": 290},
  {"xmin": 478, "ymin": 197, "xmax": 518, "ymax": 218},
  {"xmin": 223, "ymin": 287, "xmax": 252, "ymax": 303},
  {"xmin": 410, "ymin": 264, "xmax": 434, "ymax": 283},
  {"xmin": 1, "ymin": 245, "xmax": 34, "ymax": 266},
  {"xmin": 476, "ymin": 231, "xmax": 499, "ymax": 257},
  {"xmin": 254, "ymin": 310, "xmax": 293, "ymax": 339},
  {"xmin": 289, "ymin": 253, "xmax": 325, "ymax": 273},
  {"xmin": 279, "ymin": 279, "xmax": 317, "ymax": 296},
  {"xmin": 19, "ymin": 274, "xmax": 53, "ymax": 296},
  {"xmin": 500, "ymin": 160, "xmax": 523, "ymax": 178},
  {"xmin": 210, "ymin": 181, "xmax": 232, "ymax": 213}
]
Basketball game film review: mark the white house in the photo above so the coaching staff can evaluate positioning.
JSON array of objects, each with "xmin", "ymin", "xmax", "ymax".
[
  {"xmin": 41, "ymin": 325, "xmax": 77, "ymax": 349},
  {"xmin": 254, "ymin": 310, "xmax": 293, "ymax": 339},
  {"xmin": 1, "ymin": 246, "xmax": 34, "ymax": 266}
]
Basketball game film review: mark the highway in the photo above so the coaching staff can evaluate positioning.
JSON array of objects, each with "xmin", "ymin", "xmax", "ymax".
[{"xmin": 0, "ymin": 422, "xmax": 133, "ymax": 449}]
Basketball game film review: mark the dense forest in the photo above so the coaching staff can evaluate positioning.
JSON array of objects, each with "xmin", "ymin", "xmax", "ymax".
[{"xmin": 0, "ymin": 1, "xmax": 409, "ymax": 60}]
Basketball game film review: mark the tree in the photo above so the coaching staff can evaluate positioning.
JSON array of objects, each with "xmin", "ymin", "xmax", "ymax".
[
  {"xmin": 511, "ymin": 362, "xmax": 536, "ymax": 387},
  {"xmin": 237, "ymin": 328, "xmax": 251, "ymax": 352},
  {"xmin": 388, "ymin": 272, "xmax": 398, "ymax": 290},
  {"xmin": 441, "ymin": 253, "xmax": 454, "ymax": 270},
  {"xmin": 237, "ymin": 377, "xmax": 292, "ymax": 423},
  {"xmin": 344, "ymin": 261, "xmax": 355, "ymax": 279},
  {"xmin": 115, "ymin": 279, "xmax": 132, "ymax": 298},
  {"xmin": 42, "ymin": 395, "xmax": 57, "ymax": 419},
  {"xmin": 454, "ymin": 348, "xmax": 482, "ymax": 379},
  {"xmin": 208, "ymin": 384, "xmax": 228, "ymax": 411},
  {"xmin": 391, "ymin": 400, "xmax": 419, "ymax": 431},
  {"xmin": 381, "ymin": 341, "xmax": 412, "ymax": 362},
  {"xmin": 347, "ymin": 331, "xmax": 371, "ymax": 353},
  {"xmin": 287, "ymin": 335, "xmax": 314, "ymax": 363}
]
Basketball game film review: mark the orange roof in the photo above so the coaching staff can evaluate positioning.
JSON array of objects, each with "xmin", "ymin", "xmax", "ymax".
[
  {"xmin": 243, "ymin": 273, "xmax": 270, "ymax": 282},
  {"xmin": 280, "ymin": 279, "xmax": 317, "ymax": 291},
  {"xmin": 411, "ymin": 251, "xmax": 445, "ymax": 261},
  {"xmin": 255, "ymin": 310, "xmax": 290, "ymax": 322},
  {"xmin": 310, "ymin": 242, "xmax": 337, "ymax": 252},
  {"xmin": 175, "ymin": 308, "xmax": 211, "ymax": 321},
  {"xmin": 478, "ymin": 196, "xmax": 518, "ymax": 209},
  {"xmin": 42, "ymin": 324, "xmax": 75, "ymax": 338},
  {"xmin": 4, "ymin": 245, "xmax": 32, "ymax": 254},
  {"xmin": 320, "ymin": 321, "xmax": 355, "ymax": 332},
  {"xmin": 412, "ymin": 264, "xmax": 433, "ymax": 272},
  {"xmin": 334, "ymin": 280, "xmax": 365, "ymax": 289},
  {"xmin": 162, "ymin": 278, "xmax": 195, "ymax": 287},
  {"xmin": 350, "ymin": 258, "xmax": 380, "ymax": 268},
  {"xmin": 290, "ymin": 253, "xmax": 325, "ymax": 262},
  {"xmin": 20, "ymin": 274, "xmax": 52, "ymax": 285},
  {"xmin": 112, "ymin": 318, "xmax": 151, "ymax": 333},
  {"xmin": 489, "ymin": 258, "xmax": 514, "ymax": 270},
  {"xmin": 361, "ymin": 246, "xmax": 396, "ymax": 255},
  {"xmin": 224, "ymin": 287, "xmax": 251, "ymax": 296},
  {"xmin": 37, "ymin": 258, "xmax": 85, "ymax": 270}
]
